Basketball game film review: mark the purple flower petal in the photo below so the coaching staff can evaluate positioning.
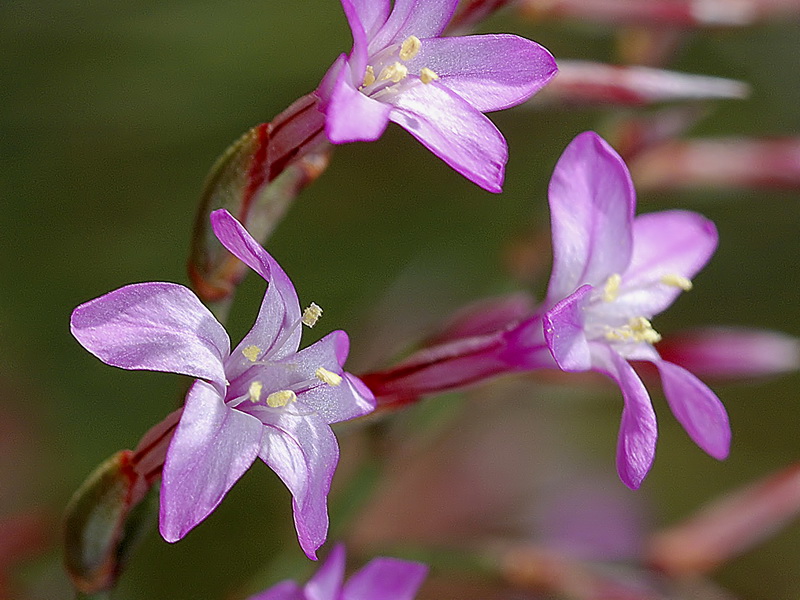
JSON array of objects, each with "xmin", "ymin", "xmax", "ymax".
[
  {"xmin": 246, "ymin": 581, "xmax": 304, "ymax": 600},
  {"xmin": 340, "ymin": 0, "xmax": 371, "ymax": 81},
  {"xmin": 70, "ymin": 282, "xmax": 229, "ymax": 388},
  {"xmin": 293, "ymin": 332, "xmax": 376, "ymax": 424},
  {"xmin": 594, "ymin": 348, "xmax": 657, "ymax": 489},
  {"xmin": 306, "ymin": 544, "xmax": 346, "ymax": 600},
  {"xmin": 546, "ymin": 132, "xmax": 636, "ymax": 301},
  {"xmin": 619, "ymin": 210, "xmax": 718, "ymax": 316},
  {"xmin": 211, "ymin": 210, "xmax": 303, "ymax": 379},
  {"xmin": 386, "ymin": 81, "xmax": 507, "ymax": 192},
  {"xmin": 160, "ymin": 380, "xmax": 263, "ymax": 541},
  {"xmin": 343, "ymin": 557, "xmax": 428, "ymax": 600},
  {"xmin": 324, "ymin": 67, "xmax": 392, "ymax": 143},
  {"xmin": 655, "ymin": 360, "xmax": 731, "ymax": 460},
  {"xmin": 406, "ymin": 34, "xmax": 557, "ymax": 112},
  {"xmin": 346, "ymin": 0, "xmax": 390, "ymax": 41},
  {"xmin": 369, "ymin": 0, "xmax": 458, "ymax": 54},
  {"xmin": 543, "ymin": 284, "xmax": 593, "ymax": 372},
  {"xmin": 255, "ymin": 412, "xmax": 339, "ymax": 559}
]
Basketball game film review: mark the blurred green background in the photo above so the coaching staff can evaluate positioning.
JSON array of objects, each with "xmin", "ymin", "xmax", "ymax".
[{"xmin": 2, "ymin": 1, "xmax": 799, "ymax": 598}]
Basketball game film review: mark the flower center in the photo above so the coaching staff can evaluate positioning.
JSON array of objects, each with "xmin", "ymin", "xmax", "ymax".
[
  {"xmin": 359, "ymin": 36, "xmax": 440, "ymax": 98},
  {"xmin": 584, "ymin": 272, "xmax": 694, "ymax": 348}
]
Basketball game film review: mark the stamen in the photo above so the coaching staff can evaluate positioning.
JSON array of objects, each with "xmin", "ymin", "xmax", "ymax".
[
  {"xmin": 603, "ymin": 274, "xmax": 622, "ymax": 302},
  {"xmin": 419, "ymin": 67, "xmax": 439, "ymax": 84},
  {"xmin": 315, "ymin": 367, "xmax": 343, "ymax": 386},
  {"xmin": 399, "ymin": 36, "xmax": 421, "ymax": 61},
  {"xmin": 661, "ymin": 274, "xmax": 693, "ymax": 291},
  {"xmin": 604, "ymin": 317, "xmax": 662, "ymax": 344},
  {"xmin": 362, "ymin": 65, "xmax": 376, "ymax": 88},
  {"xmin": 266, "ymin": 389, "xmax": 297, "ymax": 408},
  {"xmin": 242, "ymin": 345, "xmax": 261, "ymax": 362},
  {"xmin": 302, "ymin": 303, "xmax": 323, "ymax": 327},
  {"xmin": 248, "ymin": 381, "xmax": 263, "ymax": 403},
  {"xmin": 378, "ymin": 62, "xmax": 408, "ymax": 83}
]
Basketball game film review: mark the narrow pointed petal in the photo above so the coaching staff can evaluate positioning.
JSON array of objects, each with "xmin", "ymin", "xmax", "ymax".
[
  {"xmin": 370, "ymin": 0, "xmax": 458, "ymax": 53},
  {"xmin": 255, "ymin": 412, "xmax": 339, "ymax": 559},
  {"xmin": 294, "ymin": 332, "xmax": 376, "ymax": 423},
  {"xmin": 430, "ymin": 292, "xmax": 536, "ymax": 344},
  {"xmin": 71, "ymin": 282, "xmax": 229, "ymax": 388},
  {"xmin": 406, "ymin": 35, "xmax": 557, "ymax": 112},
  {"xmin": 543, "ymin": 284, "xmax": 593, "ymax": 372},
  {"xmin": 247, "ymin": 581, "xmax": 305, "ymax": 600},
  {"xmin": 160, "ymin": 381, "xmax": 263, "ymax": 541},
  {"xmin": 306, "ymin": 544, "xmax": 346, "ymax": 600},
  {"xmin": 210, "ymin": 210, "xmax": 302, "ymax": 373},
  {"xmin": 619, "ymin": 210, "xmax": 718, "ymax": 315},
  {"xmin": 546, "ymin": 132, "xmax": 635, "ymax": 301},
  {"xmin": 387, "ymin": 81, "xmax": 507, "ymax": 192},
  {"xmin": 595, "ymin": 348, "xmax": 658, "ymax": 489},
  {"xmin": 343, "ymin": 557, "xmax": 428, "ymax": 600},
  {"xmin": 324, "ymin": 68, "xmax": 392, "ymax": 143},
  {"xmin": 346, "ymin": 0, "xmax": 390, "ymax": 40},
  {"xmin": 656, "ymin": 360, "xmax": 731, "ymax": 460}
]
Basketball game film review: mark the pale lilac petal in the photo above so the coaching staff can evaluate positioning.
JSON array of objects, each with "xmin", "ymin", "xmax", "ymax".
[
  {"xmin": 594, "ymin": 348, "xmax": 658, "ymax": 489},
  {"xmin": 546, "ymin": 132, "xmax": 636, "ymax": 301},
  {"xmin": 619, "ymin": 210, "xmax": 718, "ymax": 316},
  {"xmin": 246, "ymin": 581, "xmax": 304, "ymax": 600},
  {"xmin": 255, "ymin": 412, "xmax": 339, "ymax": 559},
  {"xmin": 210, "ymin": 210, "xmax": 302, "ymax": 377},
  {"xmin": 71, "ymin": 282, "xmax": 229, "ymax": 388},
  {"xmin": 543, "ymin": 285, "xmax": 593, "ymax": 372},
  {"xmin": 160, "ymin": 381, "xmax": 263, "ymax": 541},
  {"xmin": 343, "ymin": 557, "xmax": 428, "ymax": 600},
  {"xmin": 317, "ymin": 54, "xmax": 348, "ymax": 110},
  {"xmin": 346, "ymin": 0, "xmax": 390, "ymax": 40},
  {"xmin": 655, "ymin": 360, "xmax": 731, "ymax": 460},
  {"xmin": 324, "ymin": 66, "xmax": 392, "ymax": 143},
  {"xmin": 386, "ymin": 81, "xmax": 507, "ymax": 192},
  {"xmin": 658, "ymin": 327, "xmax": 800, "ymax": 379},
  {"xmin": 369, "ymin": 0, "xmax": 458, "ymax": 53},
  {"xmin": 340, "ymin": 0, "xmax": 370, "ymax": 80},
  {"xmin": 406, "ymin": 35, "xmax": 557, "ymax": 112},
  {"xmin": 306, "ymin": 544, "xmax": 346, "ymax": 600},
  {"xmin": 293, "ymin": 332, "xmax": 376, "ymax": 423}
]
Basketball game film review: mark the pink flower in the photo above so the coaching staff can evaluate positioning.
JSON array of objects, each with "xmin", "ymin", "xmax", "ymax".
[
  {"xmin": 507, "ymin": 132, "xmax": 730, "ymax": 488},
  {"xmin": 70, "ymin": 210, "xmax": 374, "ymax": 559},
  {"xmin": 247, "ymin": 544, "xmax": 427, "ymax": 600},
  {"xmin": 315, "ymin": 0, "xmax": 557, "ymax": 192}
]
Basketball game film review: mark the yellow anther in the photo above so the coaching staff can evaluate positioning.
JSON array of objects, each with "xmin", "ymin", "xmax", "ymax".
[
  {"xmin": 315, "ymin": 367, "xmax": 343, "ymax": 386},
  {"xmin": 603, "ymin": 274, "xmax": 622, "ymax": 302},
  {"xmin": 362, "ymin": 65, "xmax": 376, "ymax": 87},
  {"xmin": 242, "ymin": 345, "xmax": 261, "ymax": 362},
  {"xmin": 399, "ymin": 35, "xmax": 421, "ymax": 61},
  {"xmin": 661, "ymin": 274, "xmax": 693, "ymax": 291},
  {"xmin": 419, "ymin": 67, "xmax": 439, "ymax": 84},
  {"xmin": 302, "ymin": 303, "xmax": 323, "ymax": 327},
  {"xmin": 379, "ymin": 62, "xmax": 408, "ymax": 83},
  {"xmin": 628, "ymin": 317, "xmax": 662, "ymax": 344},
  {"xmin": 248, "ymin": 381, "xmax": 263, "ymax": 403},
  {"xmin": 266, "ymin": 389, "xmax": 297, "ymax": 408}
]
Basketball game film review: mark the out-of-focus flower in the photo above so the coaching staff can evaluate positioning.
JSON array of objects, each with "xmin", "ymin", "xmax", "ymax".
[
  {"xmin": 247, "ymin": 544, "xmax": 427, "ymax": 600},
  {"xmin": 630, "ymin": 137, "xmax": 800, "ymax": 192},
  {"xmin": 316, "ymin": 0, "xmax": 557, "ymax": 192},
  {"xmin": 532, "ymin": 61, "xmax": 749, "ymax": 107},
  {"xmin": 657, "ymin": 327, "xmax": 800, "ymax": 380},
  {"xmin": 505, "ymin": 132, "xmax": 729, "ymax": 489},
  {"xmin": 70, "ymin": 210, "xmax": 374, "ymax": 559}
]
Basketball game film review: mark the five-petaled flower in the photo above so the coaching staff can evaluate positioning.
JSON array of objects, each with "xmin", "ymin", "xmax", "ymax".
[
  {"xmin": 315, "ymin": 0, "xmax": 557, "ymax": 192},
  {"xmin": 70, "ymin": 209, "xmax": 375, "ymax": 559},
  {"xmin": 506, "ymin": 132, "xmax": 730, "ymax": 489},
  {"xmin": 246, "ymin": 544, "xmax": 427, "ymax": 600}
]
